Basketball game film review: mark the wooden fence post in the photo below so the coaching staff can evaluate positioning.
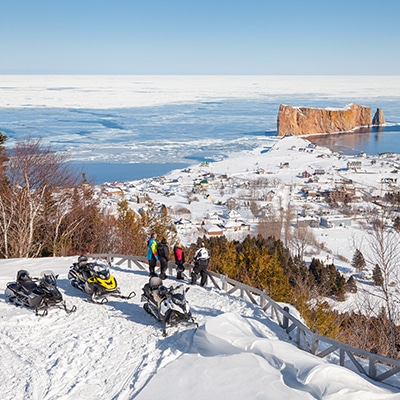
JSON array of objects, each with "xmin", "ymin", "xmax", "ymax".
[
  {"xmin": 220, "ymin": 274, "xmax": 228, "ymax": 291},
  {"xmin": 260, "ymin": 289, "xmax": 266, "ymax": 308},
  {"xmin": 369, "ymin": 348, "xmax": 378, "ymax": 379},
  {"xmin": 282, "ymin": 306, "xmax": 289, "ymax": 331}
]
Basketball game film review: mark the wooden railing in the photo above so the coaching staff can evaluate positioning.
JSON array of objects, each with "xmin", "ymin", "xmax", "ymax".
[{"xmin": 90, "ymin": 253, "xmax": 400, "ymax": 385}]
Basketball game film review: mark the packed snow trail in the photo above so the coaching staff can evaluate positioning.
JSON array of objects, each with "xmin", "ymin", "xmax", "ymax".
[{"xmin": 1, "ymin": 257, "xmax": 400, "ymax": 399}]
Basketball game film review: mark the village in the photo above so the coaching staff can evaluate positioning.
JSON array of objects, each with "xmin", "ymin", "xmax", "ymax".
[{"xmin": 95, "ymin": 134, "xmax": 400, "ymax": 270}]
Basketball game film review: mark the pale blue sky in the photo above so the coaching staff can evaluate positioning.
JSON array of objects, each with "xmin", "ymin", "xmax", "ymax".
[{"xmin": 1, "ymin": 0, "xmax": 399, "ymax": 75}]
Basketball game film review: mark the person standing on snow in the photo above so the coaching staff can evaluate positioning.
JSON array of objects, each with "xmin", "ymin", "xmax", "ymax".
[
  {"xmin": 147, "ymin": 232, "xmax": 158, "ymax": 277},
  {"xmin": 157, "ymin": 238, "xmax": 169, "ymax": 280},
  {"xmin": 191, "ymin": 242, "xmax": 210, "ymax": 287},
  {"xmin": 174, "ymin": 243, "xmax": 186, "ymax": 280}
]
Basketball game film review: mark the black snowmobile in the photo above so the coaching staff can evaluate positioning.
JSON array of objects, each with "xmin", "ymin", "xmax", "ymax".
[
  {"xmin": 68, "ymin": 256, "xmax": 135, "ymax": 303},
  {"xmin": 5, "ymin": 269, "xmax": 77, "ymax": 316},
  {"xmin": 141, "ymin": 276, "xmax": 197, "ymax": 336}
]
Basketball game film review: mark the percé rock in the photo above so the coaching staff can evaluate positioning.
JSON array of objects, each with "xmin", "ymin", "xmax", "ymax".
[
  {"xmin": 372, "ymin": 108, "xmax": 385, "ymax": 125},
  {"xmin": 277, "ymin": 103, "xmax": 379, "ymax": 136}
]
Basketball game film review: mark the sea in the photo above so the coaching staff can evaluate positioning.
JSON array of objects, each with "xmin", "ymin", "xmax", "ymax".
[{"xmin": 0, "ymin": 75, "xmax": 399, "ymax": 184}]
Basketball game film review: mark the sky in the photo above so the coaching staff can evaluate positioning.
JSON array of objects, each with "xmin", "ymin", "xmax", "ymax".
[
  {"xmin": 1, "ymin": 256, "xmax": 400, "ymax": 399},
  {"xmin": 0, "ymin": 0, "xmax": 399, "ymax": 75}
]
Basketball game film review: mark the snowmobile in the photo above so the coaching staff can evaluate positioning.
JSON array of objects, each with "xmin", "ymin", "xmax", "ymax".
[
  {"xmin": 5, "ymin": 269, "xmax": 77, "ymax": 316},
  {"xmin": 141, "ymin": 276, "xmax": 197, "ymax": 336},
  {"xmin": 68, "ymin": 256, "xmax": 135, "ymax": 303}
]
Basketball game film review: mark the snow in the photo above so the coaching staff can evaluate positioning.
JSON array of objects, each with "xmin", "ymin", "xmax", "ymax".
[
  {"xmin": 1, "ymin": 256, "xmax": 400, "ymax": 399},
  {"xmin": 1, "ymin": 75, "xmax": 400, "ymax": 109}
]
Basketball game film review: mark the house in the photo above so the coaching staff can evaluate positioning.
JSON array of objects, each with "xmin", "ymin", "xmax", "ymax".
[
  {"xmin": 221, "ymin": 209, "xmax": 250, "ymax": 232},
  {"xmin": 320, "ymin": 215, "xmax": 352, "ymax": 228},
  {"xmin": 222, "ymin": 209, "xmax": 243, "ymax": 220},
  {"xmin": 222, "ymin": 219, "xmax": 251, "ymax": 232},
  {"xmin": 347, "ymin": 161, "xmax": 362, "ymax": 171},
  {"xmin": 225, "ymin": 198, "xmax": 238, "ymax": 210},
  {"xmin": 102, "ymin": 186, "xmax": 124, "ymax": 197},
  {"xmin": 324, "ymin": 186, "xmax": 355, "ymax": 203},
  {"xmin": 199, "ymin": 224, "xmax": 223, "ymax": 236},
  {"xmin": 205, "ymin": 211, "xmax": 220, "ymax": 225}
]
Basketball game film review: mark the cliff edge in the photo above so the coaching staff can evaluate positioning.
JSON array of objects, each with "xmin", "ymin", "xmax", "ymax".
[{"xmin": 277, "ymin": 104, "xmax": 385, "ymax": 136}]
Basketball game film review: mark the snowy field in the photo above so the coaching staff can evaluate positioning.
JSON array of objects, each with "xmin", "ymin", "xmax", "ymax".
[
  {"xmin": 1, "ymin": 256, "xmax": 400, "ymax": 399},
  {"xmin": 2, "ymin": 75, "xmax": 400, "ymax": 109}
]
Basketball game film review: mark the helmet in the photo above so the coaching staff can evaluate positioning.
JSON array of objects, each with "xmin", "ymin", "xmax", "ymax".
[
  {"xmin": 19, "ymin": 271, "xmax": 30, "ymax": 281},
  {"xmin": 159, "ymin": 285, "xmax": 168, "ymax": 297}
]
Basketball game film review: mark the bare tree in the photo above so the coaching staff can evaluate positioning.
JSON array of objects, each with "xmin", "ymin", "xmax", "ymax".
[
  {"xmin": 363, "ymin": 205, "xmax": 400, "ymax": 358},
  {"xmin": 0, "ymin": 138, "xmax": 79, "ymax": 257},
  {"xmin": 290, "ymin": 224, "xmax": 315, "ymax": 259},
  {"xmin": 258, "ymin": 210, "xmax": 282, "ymax": 240},
  {"xmin": 283, "ymin": 203, "xmax": 295, "ymax": 247}
]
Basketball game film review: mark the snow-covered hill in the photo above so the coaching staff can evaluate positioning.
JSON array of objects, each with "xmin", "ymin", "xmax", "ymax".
[{"xmin": 1, "ymin": 256, "xmax": 399, "ymax": 399}]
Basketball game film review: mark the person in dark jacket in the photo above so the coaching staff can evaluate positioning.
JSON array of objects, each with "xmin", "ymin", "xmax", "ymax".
[
  {"xmin": 191, "ymin": 242, "xmax": 210, "ymax": 287},
  {"xmin": 157, "ymin": 238, "xmax": 169, "ymax": 280},
  {"xmin": 147, "ymin": 232, "xmax": 158, "ymax": 277},
  {"xmin": 174, "ymin": 243, "xmax": 186, "ymax": 280}
]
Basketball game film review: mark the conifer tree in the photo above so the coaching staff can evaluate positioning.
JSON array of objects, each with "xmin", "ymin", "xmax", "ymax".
[
  {"xmin": 206, "ymin": 236, "xmax": 237, "ymax": 278},
  {"xmin": 116, "ymin": 199, "xmax": 147, "ymax": 255},
  {"xmin": 261, "ymin": 250, "xmax": 292, "ymax": 302},
  {"xmin": 305, "ymin": 301, "xmax": 341, "ymax": 338},
  {"xmin": 351, "ymin": 248, "xmax": 366, "ymax": 273},
  {"xmin": 346, "ymin": 275, "xmax": 357, "ymax": 293},
  {"xmin": 372, "ymin": 264, "xmax": 384, "ymax": 286}
]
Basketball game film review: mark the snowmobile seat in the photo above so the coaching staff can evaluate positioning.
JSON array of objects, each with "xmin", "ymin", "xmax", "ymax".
[
  {"xmin": 16, "ymin": 270, "xmax": 38, "ymax": 292},
  {"xmin": 143, "ymin": 277, "xmax": 165, "ymax": 306},
  {"xmin": 149, "ymin": 276, "xmax": 162, "ymax": 290}
]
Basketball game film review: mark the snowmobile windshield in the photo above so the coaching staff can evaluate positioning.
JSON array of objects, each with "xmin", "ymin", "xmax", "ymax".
[
  {"xmin": 40, "ymin": 270, "xmax": 57, "ymax": 285},
  {"xmin": 172, "ymin": 293, "xmax": 185, "ymax": 306},
  {"xmin": 92, "ymin": 263, "xmax": 110, "ymax": 280}
]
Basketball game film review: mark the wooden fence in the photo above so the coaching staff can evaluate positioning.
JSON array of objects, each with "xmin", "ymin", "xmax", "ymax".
[{"xmin": 90, "ymin": 253, "xmax": 400, "ymax": 385}]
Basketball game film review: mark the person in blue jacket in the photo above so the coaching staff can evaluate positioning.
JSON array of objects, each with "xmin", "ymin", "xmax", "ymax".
[{"xmin": 147, "ymin": 232, "xmax": 158, "ymax": 277}]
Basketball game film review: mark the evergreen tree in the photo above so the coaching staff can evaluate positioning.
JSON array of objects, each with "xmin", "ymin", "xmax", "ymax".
[
  {"xmin": 351, "ymin": 248, "xmax": 366, "ymax": 273},
  {"xmin": 333, "ymin": 269, "xmax": 346, "ymax": 301},
  {"xmin": 305, "ymin": 301, "xmax": 341, "ymax": 338},
  {"xmin": 206, "ymin": 236, "xmax": 237, "ymax": 278},
  {"xmin": 116, "ymin": 199, "xmax": 147, "ymax": 255},
  {"xmin": 372, "ymin": 264, "xmax": 384, "ymax": 286},
  {"xmin": 261, "ymin": 250, "xmax": 292, "ymax": 302},
  {"xmin": 346, "ymin": 275, "xmax": 357, "ymax": 293}
]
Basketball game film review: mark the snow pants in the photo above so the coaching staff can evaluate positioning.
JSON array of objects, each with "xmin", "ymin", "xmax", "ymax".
[
  {"xmin": 148, "ymin": 257, "xmax": 157, "ymax": 277},
  {"xmin": 191, "ymin": 262, "xmax": 208, "ymax": 287}
]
